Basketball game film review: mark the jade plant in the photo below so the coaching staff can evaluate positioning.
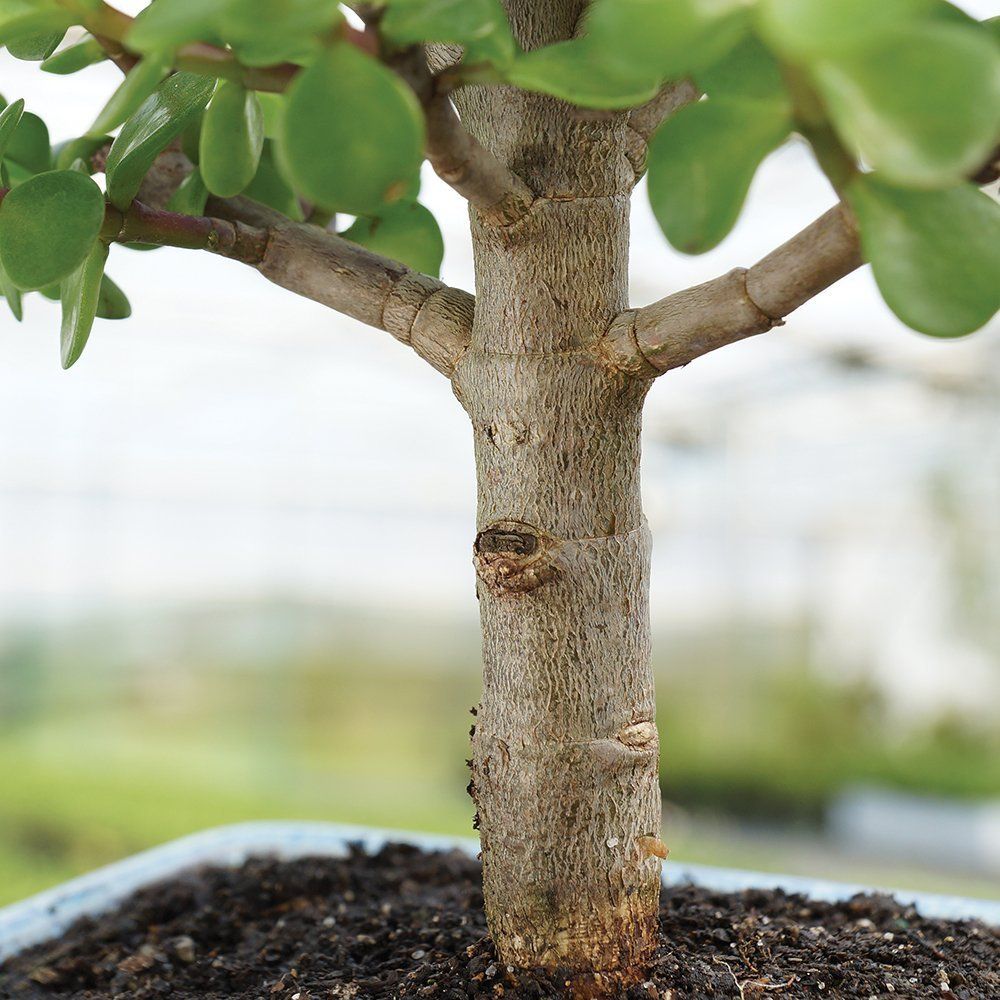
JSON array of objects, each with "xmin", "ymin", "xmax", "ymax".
[{"xmin": 1, "ymin": 0, "xmax": 998, "ymax": 994}]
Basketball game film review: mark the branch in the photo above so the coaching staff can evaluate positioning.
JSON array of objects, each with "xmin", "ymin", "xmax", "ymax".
[
  {"xmin": 210, "ymin": 196, "xmax": 474, "ymax": 375},
  {"xmin": 625, "ymin": 80, "xmax": 700, "ymax": 180},
  {"xmin": 86, "ymin": 3, "xmax": 533, "ymax": 226},
  {"xmin": 394, "ymin": 48, "xmax": 536, "ymax": 226},
  {"xmin": 80, "ymin": 2, "xmax": 307, "ymax": 92},
  {"xmin": 0, "ymin": 185, "xmax": 473, "ymax": 376},
  {"xmin": 602, "ymin": 203, "xmax": 863, "ymax": 376}
]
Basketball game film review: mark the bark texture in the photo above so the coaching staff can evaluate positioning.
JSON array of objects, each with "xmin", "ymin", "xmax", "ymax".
[
  {"xmin": 452, "ymin": 2, "xmax": 663, "ymax": 992},
  {"xmin": 602, "ymin": 204, "xmax": 864, "ymax": 376}
]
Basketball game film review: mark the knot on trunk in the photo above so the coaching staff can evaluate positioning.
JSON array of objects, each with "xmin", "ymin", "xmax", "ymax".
[
  {"xmin": 618, "ymin": 720, "xmax": 657, "ymax": 752},
  {"xmin": 474, "ymin": 524, "xmax": 558, "ymax": 595}
]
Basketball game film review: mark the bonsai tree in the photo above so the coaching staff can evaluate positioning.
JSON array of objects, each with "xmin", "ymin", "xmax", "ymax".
[{"xmin": 1, "ymin": 0, "xmax": 998, "ymax": 993}]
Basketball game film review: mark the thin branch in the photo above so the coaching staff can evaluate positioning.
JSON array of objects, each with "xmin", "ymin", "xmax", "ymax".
[
  {"xmin": 85, "ymin": 3, "xmax": 533, "ymax": 226},
  {"xmin": 394, "ymin": 47, "xmax": 536, "ymax": 226},
  {"xmin": 601, "ymin": 204, "xmax": 863, "ymax": 376},
  {"xmin": 101, "ymin": 198, "xmax": 268, "ymax": 262},
  {"xmin": 210, "ymin": 196, "xmax": 475, "ymax": 375},
  {"xmin": 90, "ymin": 32, "xmax": 138, "ymax": 74},
  {"xmin": 625, "ymin": 80, "xmax": 700, "ymax": 180},
  {"xmin": 80, "ymin": 1, "xmax": 370, "ymax": 92},
  {"xmin": 0, "ymin": 185, "xmax": 473, "ymax": 376}
]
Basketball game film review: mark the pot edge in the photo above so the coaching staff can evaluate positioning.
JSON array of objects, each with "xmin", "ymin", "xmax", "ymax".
[{"xmin": 1, "ymin": 820, "xmax": 997, "ymax": 963}]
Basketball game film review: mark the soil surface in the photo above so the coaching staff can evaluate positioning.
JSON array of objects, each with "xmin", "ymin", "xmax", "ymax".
[{"xmin": 1, "ymin": 844, "xmax": 997, "ymax": 999}]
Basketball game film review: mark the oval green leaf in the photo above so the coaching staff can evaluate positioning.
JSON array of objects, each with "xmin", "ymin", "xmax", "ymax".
[
  {"xmin": 60, "ymin": 240, "xmax": 109, "ymax": 369},
  {"xmin": 54, "ymin": 133, "xmax": 110, "ymax": 172},
  {"xmin": 220, "ymin": 0, "xmax": 340, "ymax": 67},
  {"xmin": 758, "ymin": 0, "xmax": 935, "ymax": 59},
  {"xmin": 814, "ymin": 24, "xmax": 1000, "ymax": 188},
  {"xmin": 506, "ymin": 38, "xmax": 661, "ymax": 110},
  {"xmin": 5, "ymin": 110, "xmax": 50, "ymax": 175},
  {"xmin": 90, "ymin": 50, "xmax": 173, "ymax": 136},
  {"xmin": 0, "ymin": 3, "xmax": 70, "ymax": 52},
  {"xmin": 648, "ymin": 99, "xmax": 791, "ymax": 254},
  {"xmin": 583, "ymin": 0, "xmax": 750, "ymax": 84},
  {"xmin": 40, "ymin": 35, "xmax": 107, "ymax": 74},
  {"xmin": 0, "ymin": 169, "xmax": 105, "ymax": 290},
  {"xmin": 256, "ymin": 93, "xmax": 285, "ymax": 140},
  {"xmin": 244, "ymin": 141, "xmax": 303, "ymax": 220},
  {"xmin": 342, "ymin": 202, "xmax": 444, "ymax": 277},
  {"xmin": 127, "ymin": 0, "xmax": 229, "ymax": 52},
  {"xmin": 0, "ymin": 97, "xmax": 25, "ymax": 160},
  {"xmin": 847, "ymin": 175, "xmax": 1000, "ymax": 337},
  {"xmin": 696, "ymin": 37, "xmax": 790, "ymax": 111},
  {"xmin": 0, "ymin": 260, "xmax": 22, "ymax": 320},
  {"xmin": 105, "ymin": 71, "xmax": 216, "ymax": 210},
  {"xmin": 280, "ymin": 43, "xmax": 424, "ymax": 214},
  {"xmin": 167, "ymin": 167, "xmax": 209, "ymax": 216},
  {"xmin": 200, "ymin": 81, "xmax": 264, "ymax": 198},
  {"xmin": 6, "ymin": 27, "xmax": 64, "ymax": 61},
  {"xmin": 97, "ymin": 272, "xmax": 131, "ymax": 320},
  {"xmin": 382, "ymin": 0, "xmax": 516, "ymax": 69}
]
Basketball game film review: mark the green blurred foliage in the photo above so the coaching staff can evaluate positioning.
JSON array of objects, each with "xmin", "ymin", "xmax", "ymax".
[{"xmin": 2, "ymin": 616, "xmax": 998, "ymax": 905}]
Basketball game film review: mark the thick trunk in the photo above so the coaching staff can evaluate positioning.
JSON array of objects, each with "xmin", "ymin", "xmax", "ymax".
[{"xmin": 451, "ymin": 4, "xmax": 663, "ymax": 992}]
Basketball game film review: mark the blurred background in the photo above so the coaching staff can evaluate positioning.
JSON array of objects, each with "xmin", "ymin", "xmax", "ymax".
[{"xmin": 2, "ymin": 1, "xmax": 1000, "ymax": 907}]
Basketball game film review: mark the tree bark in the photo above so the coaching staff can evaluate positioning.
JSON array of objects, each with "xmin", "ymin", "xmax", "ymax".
[{"xmin": 452, "ymin": 3, "xmax": 663, "ymax": 992}]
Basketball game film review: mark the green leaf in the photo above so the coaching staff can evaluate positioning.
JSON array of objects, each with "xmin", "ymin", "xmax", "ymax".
[
  {"xmin": 180, "ymin": 111, "xmax": 203, "ymax": 164},
  {"xmin": 0, "ymin": 169, "xmax": 106, "ymax": 290},
  {"xmin": 60, "ymin": 240, "xmax": 109, "ymax": 369},
  {"xmin": 342, "ymin": 202, "xmax": 444, "ymax": 276},
  {"xmin": 648, "ymin": 98, "xmax": 790, "ymax": 253},
  {"xmin": 0, "ymin": 260, "xmax": 22, "ymax": 320},
  {"xmin": 280, "ymin": 43, "xmax": 424, "ymax": 214},
  {"xmin": 127, "ymin": 0, "xmax": 229, "ymax": 52},
  {"xmin": 90, "ymin": 51, "xmax": 173, "ymax": 135},
  {"xmin": 507, "ymin": 0, "xmax": 749, "ymax": 110},
  {"xmin": 583, "ymin": 0, "xmax": 750, "ymax": 84},
  {"xmin": 0, "ymin": 2, "xmax": 71, "ymax": 49},
  {"xmin": 0, "ymin": 97, "xmax": 25, "ymax": 160},
  {"xmin": 54, "ymin": 133, "xmax": 111, "ymax": 172},
  {"xmin": 696, "ymin": 36, "xmax": 790, "ymax": 110},
  {"xmin": 5, "ymin": 110, "xmax": 50, "ymax": 175},
  {"xmin": 6, "ymin": 27, "xmax": 64, "ymax": 60},
  {"xmin": 847, "ymin": 176, "xmax": 1000, "ymax": 337},
  {"xmin": 1, "ymin": 159, "xmax": 33, "ymax": 187},
  {"xmin": 105, "ymin": 71, "xmax": 216, "ymax": 210},
  {"xmin": 41, "ymin": 35, "xmax": 107, "ymax": 74},
  {"xmin": 220, "ymin": 0, "xmax": 341, "ymax": 67},
  {"xmin": 382, "ymin": 0, "xmax": 516, "ymax": 69},
  {"xmin": 243, "ymin": 141, "xmax": 302, "ymax": 220},
  {"xmin": 813, "ymin": 24, "xmax": 1000, "ymax": 188},
  {"xmin": 167, "ymin": 167, "xmax": 209, "ymax": 215},
  {"xmin": 257, "ymin": 92, "xmax": 284, "ymax": 140},
  {"xmin": 199, "ymin": 81, "xmax": 264, "ymax": 197},
  {"xmin": 758, "ymin": 0, "xmax": 935, "ymax": 58},
  {"xmin": 929, "ymin": 2, "xmax": 982, "ymax": 30},
  {"xmin": 506, "ymin": 39, "xmax": 661, "ymax": 110},
  {"xmin": 96, "ymin": 272, "xmax": 131, "ymax": 320}
]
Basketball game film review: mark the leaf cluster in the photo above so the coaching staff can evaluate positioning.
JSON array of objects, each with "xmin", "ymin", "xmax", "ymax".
[{"xmin": 0, "ymin": 0, "xmax": 997, "ymax": 368}]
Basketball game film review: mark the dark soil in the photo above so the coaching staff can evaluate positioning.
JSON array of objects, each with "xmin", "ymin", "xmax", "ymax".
[{"xmin": 1, "ymin": 844, "xmax": 997, "ymax": 999}]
